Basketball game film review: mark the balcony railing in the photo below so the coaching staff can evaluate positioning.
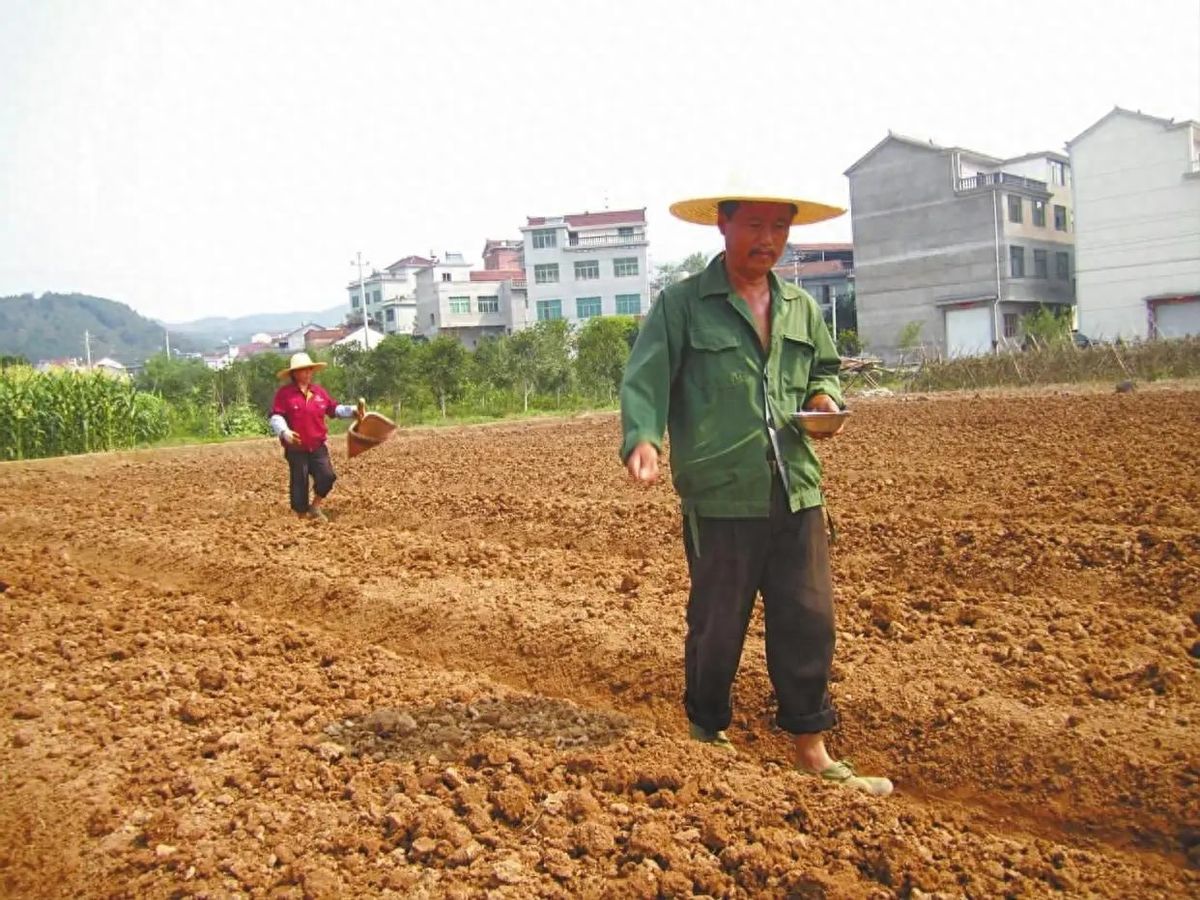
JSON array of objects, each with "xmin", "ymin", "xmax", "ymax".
[
  {"xmin": 566, "ymin": 231, "xmax": 648, "ymax": 248},
  {"xmin": 956, "ymin": 172, "xmax": 1049, "ymax": 193}
]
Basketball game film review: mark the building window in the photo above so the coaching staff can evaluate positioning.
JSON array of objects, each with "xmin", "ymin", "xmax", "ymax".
[
  {"xmin": 1054, "ymin": 205, "xmax": 1067, "ymax": 231},
  {"xmin": 441, "ymin": 272, "xmax": 452, "ymax": 282},
  {"xmin": 478, "ymin": 295, "xmax": 499, "ymax": 313},
  {"xmin": 613, "ymin": 257, "xmax": 639, "ymax": 277},
  {"xmin": 1056, "ymin": 252, "xmax": 1070, "ymax": 280},
  {"xmin": 576, "ymin": 297, "xmax": 601, "ymax": 319},
  {"xmin": 536, "ymin": 299, "xmax": 563, "ymax": 321},
  {"xmin": 534, "ymin": 263, "xmax": 559, "ymax": 284},
  {"xmin": 532, "ymin": 229, "xmax": 557, "ymax": 249},
  {"xmin": 1003, "ymin": 313, "xmax": 1019, "ymax": 339},
  {"xmin": 1049, "ymin": 160, "xmax": 1067, "ymax": 186},
  {"xmin": 618, "ymin": 226, "xmax": 635, "ymax": 237},
  {"xmin": 449, "ymin": 296, "xmax": 470, "ymax": 314},
  {"xmin": 385, "ymin": 307, "xmax": 395, "ymax": 322},
  {"xmin": 1032, "ymin": 200, "xmax": 1046, "ymax": 227},
  {"xmin": 616, "ymin": 293, "xmax": 642, "ymax": 315},
  {"xmin": 1009, "ymin": 245, "xmax": 1026, "ymax": 278},
  {"xmin": 574, "ymin": 260, "xmax": 600, "ymax": 280},
  {"xmin": 1033, "ymin": 249, "xmax": 1048, "ymax": 279},
  {"xmin": 373, "ymin": 290, "xmax": 382, "ymax": 302},
  {"xmin": 429, "ymin": 313, "xmax": 435, "ymax": 325},
  {"xmin": 351, "ymin": 295, "xmax": 361, "ymax": 308},
  {"xmin": 1007, "ymin": 195, "xmax": 1023, "ymax": 224}
]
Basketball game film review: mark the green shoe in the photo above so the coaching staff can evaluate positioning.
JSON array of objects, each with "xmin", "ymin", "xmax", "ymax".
[
  {"xmin": 808, "ymin": 759, "xmax": 893, "ymax": 797},
  {"xmin": 688, "ymin": 722, "xmax": 736, "ymax": 755},
  {"xmin": 307, "ymin": 508, "xmax": 329, "ymax": 523}
]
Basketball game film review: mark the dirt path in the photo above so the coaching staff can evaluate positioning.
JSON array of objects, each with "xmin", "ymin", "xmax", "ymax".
[{"xmin": 1, "ymin": 390, "xmax": 1197, "ymax": 897}]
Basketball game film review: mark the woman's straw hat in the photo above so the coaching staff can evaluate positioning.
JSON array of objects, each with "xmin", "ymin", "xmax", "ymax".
[{"xmin": 276, "ymin": 351, "xmax": 328, "ymax": 380}]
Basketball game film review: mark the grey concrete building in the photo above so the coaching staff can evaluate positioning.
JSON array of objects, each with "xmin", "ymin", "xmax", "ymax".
[{"xmin": 845, "ymin": 133, "xmax": 1075, "ymax": 360}]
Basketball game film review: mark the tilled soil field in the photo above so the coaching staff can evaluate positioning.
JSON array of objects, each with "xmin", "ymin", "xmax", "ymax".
[{"xmin": 1, "ymin": 389, "xmax": 1198, "ymax": 899}]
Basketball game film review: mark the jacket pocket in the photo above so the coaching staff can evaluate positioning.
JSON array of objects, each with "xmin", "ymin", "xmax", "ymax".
[
  {"xmin": 779, "ymin": 332, "xmax": 815, "ymax": 395},
  {"xmin": 687, "ymin": 328, "xmax": 749, "ymax": 396}
]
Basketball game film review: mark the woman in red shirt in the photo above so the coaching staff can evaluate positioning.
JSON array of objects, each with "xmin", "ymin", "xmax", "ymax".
[{"xmin": 268, "ymin": 353, "xmax": 362, "ymax": 522}]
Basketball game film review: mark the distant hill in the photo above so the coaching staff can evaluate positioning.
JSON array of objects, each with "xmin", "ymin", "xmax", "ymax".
[
  {"xmin": 0, "ymin": 293, "xmax": 201, "ymax": 365},
  {"xmin": 168, "ymin": 305, "xmax": 347, "ymax": 346}
]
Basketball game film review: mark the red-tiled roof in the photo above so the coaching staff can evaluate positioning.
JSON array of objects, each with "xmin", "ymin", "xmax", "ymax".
[
  {"xmin": 774, "ymin": 260, "xmax": 847, "ymax": 277},
  {"xmin": 305, "ymin": 327, "xmax": 350, "ymax": 341},
  {"xmin": 527, "ymin": 208, "xmax": 646, "ymax": 227},
  {"xmin": 469, "ymin": 270, "xmax": 524, "ymax": 282},
  {"xmin": 789, "ymin": 242, "xmax": 853, "ymax": 252},
  {"xmin": 386, "ymin": 255, "xmax": 434, "ymax": 270}
]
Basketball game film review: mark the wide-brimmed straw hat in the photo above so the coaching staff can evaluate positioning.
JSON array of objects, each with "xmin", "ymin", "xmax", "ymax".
[
  {"xmin": 669, "ymin": 178, "xmax": 845, "ymax": 226},
  {"xmin": 277, "ymin": 351, "xmax": 327, "ymax": 380}
]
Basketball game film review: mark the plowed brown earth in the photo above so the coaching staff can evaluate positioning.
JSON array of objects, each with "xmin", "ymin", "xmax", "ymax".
[{"xmin": 1, "ymin": 389, "xmax": 1198, "ymax": 899}]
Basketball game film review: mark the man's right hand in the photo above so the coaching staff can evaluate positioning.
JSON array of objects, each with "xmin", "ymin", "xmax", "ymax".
[
  {"xmin": 283, "ymin": 430, "xmax": 300, "ymax": 446},
  {"xmin": 625, "ymin": 442, "xmax": 659, "ymax": 485}
]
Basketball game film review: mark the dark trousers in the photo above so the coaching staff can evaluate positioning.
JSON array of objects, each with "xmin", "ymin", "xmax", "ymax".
[
  {"xmin": 284, "ymin": 445, "xmax": 336, "ymax": 513},
  {"xmin": 683, "ymin": 477, "xmax": 837, "ymax": 735}
]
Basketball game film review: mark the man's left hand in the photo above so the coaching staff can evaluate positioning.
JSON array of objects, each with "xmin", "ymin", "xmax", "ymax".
[
  {"xmin": 355, "ymin": 397, "xmax": 366, "ymax": 421},
  {"xmin": 804, "ymin": 393, "xmax": 844, "ymax": 438}
]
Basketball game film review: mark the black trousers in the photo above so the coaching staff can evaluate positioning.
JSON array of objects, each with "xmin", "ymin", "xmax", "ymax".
[
  {"xmin": 682, "ymin": 477, "xmax": 837, "ymax": 735},
  {"xmin": 284, "ymin": 445, "xmax": 336, "ymax": 513}
]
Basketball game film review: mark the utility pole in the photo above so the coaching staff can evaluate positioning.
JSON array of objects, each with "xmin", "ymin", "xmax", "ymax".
[
  {"xmin": 352, "ymin": 252, "xmax": 372, "ymax": 350},
  {"xmin": 84, "ymin": 330, "xmax": 92, "ymax": 368},
  {"xmin": 165, "ymin": 328, "xmax": 171, "ymax": 358}
]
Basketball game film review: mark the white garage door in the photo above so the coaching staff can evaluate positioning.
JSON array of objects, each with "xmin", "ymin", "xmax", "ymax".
[
  {"xmin": 1155, "ymin": 299, "xmax": 1200, "ymax": 338},
  {"xmin": 945, "ymin": 305, "xmax": 994, "ymax": 357}
]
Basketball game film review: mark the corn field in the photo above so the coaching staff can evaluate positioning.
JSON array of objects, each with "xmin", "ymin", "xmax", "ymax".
[{"xmin": 0, "ymin": 367, "xmax": 170, "ymax": 460}]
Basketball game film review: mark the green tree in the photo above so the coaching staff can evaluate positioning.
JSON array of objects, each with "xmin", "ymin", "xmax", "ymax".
[
  {"xmin": 137, "ymin": 353, "xmax": 212, "ymax": 402},
  {"xmin": 836, "ymin": 329, "xmax": 863, "ymax": 357},
  {"xmin": 508, "ymin": 329, "xmax": 542, "ymax": 412},
  {"xmin": 576, "ymin": 316, "xmax": 638, "ymax": 402},
  {"xmin": 651, "ymin": 251, "xmax": 710, "ymax": 292},
  {"xmin": 896, "ymin": 320, "xmax": 924, "ymax": 364},
  {"xmin": 835, "ymin": 285, "xmax": 858, "ymax": 335},
  {"xmin": 507, "ymin": 321, "xmax": 573, "ymax": 411},
  {"xmin": 533, "ymin": 319, "xmax": 573, "ymax": 403},
  {"xmin": 327, "ymin": 345, "xmax": 370, "ymax": 401},
  {"xmin": 367, "ymin": 334, "xmax": 421, "ymax": 415},
  {"xmin": 1021, "ymin": 305, "xmax": 1072, "ymax": 348},
  {"xmin": 420, "ymin": 335, "xmax": 468, "ymax": 416},
  {"xmin": 473, "ymin": 335, "xmax": 514, "ymax": 392}
]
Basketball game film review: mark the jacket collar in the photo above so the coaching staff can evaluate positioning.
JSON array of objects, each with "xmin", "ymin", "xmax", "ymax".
[{"xmin": 698, "ymin": 253, "xmax": 801, "ymax": 301}]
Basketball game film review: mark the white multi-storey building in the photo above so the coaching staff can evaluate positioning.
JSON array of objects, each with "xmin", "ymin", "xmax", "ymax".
[
  {"xmin": 520, "ymin": 208, "xmax": 649, "ymax": 325},
  {"xmin": 414, "ymin": 251, "xmax": 528, "ymax": 349},
  {"xmin": 346, "ymin": 255, "xmax": 427, "ymax": 335},
  {"xmin": 1067, "ymin": 107, "xmax": 1200, "ymax": 340}
]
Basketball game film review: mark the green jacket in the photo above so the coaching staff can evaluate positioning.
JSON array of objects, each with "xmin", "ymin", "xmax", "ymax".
[{"xmin": 620, "ymin": 253, "xmax": 844, "ymax": 518}]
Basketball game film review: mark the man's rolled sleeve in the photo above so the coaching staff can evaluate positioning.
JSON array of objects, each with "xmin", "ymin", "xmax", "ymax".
[
  {"xmin": 803, "ymin": 300, "xmax": 845, "ymax": 409},
  {"xmin": 619, "ymin": 292, "xmax": 681, "ymax": 462}
]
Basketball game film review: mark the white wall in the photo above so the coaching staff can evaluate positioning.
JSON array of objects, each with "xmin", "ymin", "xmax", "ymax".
[
  {"xmin": 521, "ymin": 223, "xmax": 649, "ymax": 325},
  {"xmin": 1071, "ymin": 115, "xmax": 1200, "ymax": 340},
  {"xmin": 415, "ymin": 268, "xmax": 509, "ymax": 339}
]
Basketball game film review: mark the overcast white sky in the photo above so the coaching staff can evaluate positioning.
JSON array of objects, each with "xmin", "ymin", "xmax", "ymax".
[{"xmin": 1, "ymin": 0, "xmax": 1197, "ymax": 322}]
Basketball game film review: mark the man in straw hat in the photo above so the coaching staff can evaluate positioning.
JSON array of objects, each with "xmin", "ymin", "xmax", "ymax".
[
  {"xmin": 620, "ymin": 192, "xmax": 892, "ymax": 795},
  {"xmin": 268, "ymin": 352, "xmax": 363, "ymax": 523}
]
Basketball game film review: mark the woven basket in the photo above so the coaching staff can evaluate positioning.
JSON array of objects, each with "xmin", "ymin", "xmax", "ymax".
[{"xmin": 347, "ymin": 412, "xmax": 397, "ymax": 458}]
